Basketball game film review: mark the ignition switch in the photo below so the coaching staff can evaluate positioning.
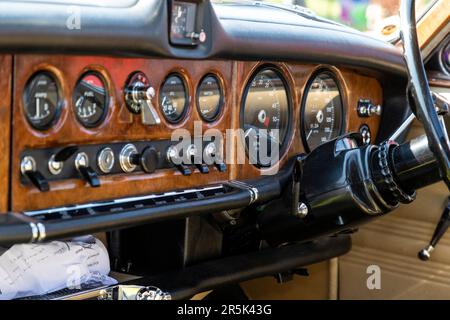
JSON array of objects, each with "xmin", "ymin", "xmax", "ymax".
[{"xmin": 124, "ymin": 72, "xmax": 160, "ymax": 126}]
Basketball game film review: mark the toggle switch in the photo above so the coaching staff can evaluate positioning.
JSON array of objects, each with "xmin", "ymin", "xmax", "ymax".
[
  {"xmin": 166, "ymin": 145, "xmax": 191, "ymax": 176},
  {"xmin": 204, "ymin": 142, "xmax": 226, "ymax": 172},
  {"xmin": 130, "ymin": 146, "xmax": 159, "ymax": 174},
  {"xmin": 48, "ymin": 145, "xmax": 79, "ymax": 175},
  {"xmin": 186, "ymin": 144, "xmax": 209, "ymax": 174},
  {"xmin": 75, "ymin": 152, "xmax": 100, "ymax": 187},
  {"xmin": 21, "ymin": 156, "xmax": 49, "ymax": 192},
  {"xmin": 124, "ymin": 72, "xmax": 161, "ymax": 126}
]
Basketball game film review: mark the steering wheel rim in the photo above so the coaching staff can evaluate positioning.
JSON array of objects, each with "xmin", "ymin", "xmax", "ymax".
[{"xmin": 400, "ymin": 0, "xmax": 450, "ymax": 190}]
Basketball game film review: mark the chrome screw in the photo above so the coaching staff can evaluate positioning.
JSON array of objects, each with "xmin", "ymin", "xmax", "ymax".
[{"xmin": 296, "ymin": 202, "xmax": 309, "ymax": 218}]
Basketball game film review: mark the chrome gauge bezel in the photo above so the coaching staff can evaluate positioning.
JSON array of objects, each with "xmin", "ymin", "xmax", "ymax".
[
  {"xmin": 240, "ymin": 65, "xmax": 292, "ymax": 168},
  {"xmin": 159, "ymin": 73, "xmax": 189, "ymax": 124},
  {"xmin": 196, "ymin": 73, "xmax": 224, "ymax": 123},
  {"xmin": 300, "ymin": 69, "xmax": 345, "ymax": 153},
  {"xmin": 22, "ymin": 71, "xmax": 63, "ymax": 131},
  {"xmin": 72, "ymin": 71, "xmax": 110, "ymax": 128}
]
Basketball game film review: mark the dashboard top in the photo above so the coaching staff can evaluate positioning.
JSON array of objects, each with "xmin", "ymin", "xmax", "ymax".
[{"xmin": 0, "ymin": 0, "xmax": 406, "ymax": 78}]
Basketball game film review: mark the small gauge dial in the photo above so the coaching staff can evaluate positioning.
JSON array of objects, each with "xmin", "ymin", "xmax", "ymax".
[
  {"xmin": 159, "ymin": 74, "xmax": 188, "ymax": 123},
  {"xmin": 23, "ymin": 72, "xmax": 61, "ymax": 130},
  {"xmin": 73, "ymin": 72, "xmax": 108, "ymax": 128},
  {"xmin": 301, "ymin": 71, "xmax": 344, "ymax": 152},
  {"xmin": 197, "ymin": 74, "xmax": 223, "ymax": 122},
  {"xmin": 241, "ymin": 67, "xmax": 290, "ymax": 167}
]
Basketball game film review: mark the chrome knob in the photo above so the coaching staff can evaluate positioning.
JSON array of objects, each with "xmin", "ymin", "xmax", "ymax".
[
  {"xmin": 204, "ymin": 142, "xmax": 226, "ymax": 172},
  {"xmin": 357, "ymin": 99, "xmax": 382, "ymax": 117},
  {"xmin": 75, "ymin": 152, "xmax": 100, "ymax": 187},
  {"xmin": 186, "ymin": 144, "xmax": 209, "ymax": 174},
  {"xmin": 21, "ymin": 156, "xmax": 49, "ymax": 192},
  {"xmin": 119, "ymin": 144, "xmax": 138, "ymax": 173},
  {"xmin": 97, "ymin": 147, "xmax": 115, "ymax": 174},
  {"xmin": 166, "ymin": 145, "xmax": 191, "ymax": 176}
]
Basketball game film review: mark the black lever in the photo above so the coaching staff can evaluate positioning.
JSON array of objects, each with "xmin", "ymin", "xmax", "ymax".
[
  {"xmin": 418, "ymin": 196, "xmax": 450, "ymax": 261},
  {"xmin": 186, "ymin": 144, "xmax": 209, "ymax": 174},
  {"xmin": 166, "ymin": 146, "xmax": 192, "ymax": 176},
  {"xmin": 177, "ymin": 164, "xmax": 192, "ymax": 176},
  {"xmin": 214, "ymin": 162, "xmax": 227, "ymax": 172},
  {"xmin": 291, "ymin": 156, "xmax": 303, "ymax": 215},
  {"xmin": 21, "ymin": 156, "xmax": 49, "ymax": 192},
  {"xmin": 54, "ymin": 146, "xmax": 79, "ymax": 162},
  {"xmin": 75, "ymin": 152, "xmax": 100, "ymax": 187},
  {"xmin": 291, "ymin": 154, "xmax": 307, "ymax": 218},
  {"xmin": 78, "ymin": 166, "xmax": 100, "ymax": 187},
  {"xmin": 25, "ymin": 171, "xmax": 49, "ymax": 192}
]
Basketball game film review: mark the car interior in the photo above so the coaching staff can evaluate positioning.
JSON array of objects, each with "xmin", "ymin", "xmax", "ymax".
[{"xmin": 0, "ymin": 0, "xmax": 448, "ymax": 300}]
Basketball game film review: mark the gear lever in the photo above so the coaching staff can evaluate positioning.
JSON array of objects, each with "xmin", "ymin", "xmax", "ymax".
[{"xmin": 418, "ymin": 197, "xmax": 450, "ymax": 261}]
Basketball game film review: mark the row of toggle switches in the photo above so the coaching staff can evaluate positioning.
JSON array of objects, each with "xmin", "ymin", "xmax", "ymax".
[{"xmin": 20, "ymin": 141, "xmax": 226, "ymax": 192}]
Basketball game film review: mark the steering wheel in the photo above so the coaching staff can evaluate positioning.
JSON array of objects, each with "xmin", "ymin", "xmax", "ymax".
[{"xmin": 400, "ymin": 0, "xmax": 450, "ymax": 190}]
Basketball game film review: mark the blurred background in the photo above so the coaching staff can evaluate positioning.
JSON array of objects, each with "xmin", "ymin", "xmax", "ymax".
[{"xmin": 230, "ymin": 0, "xmax": 436, "ymax": 37}]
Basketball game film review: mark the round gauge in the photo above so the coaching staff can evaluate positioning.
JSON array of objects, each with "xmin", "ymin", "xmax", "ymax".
[
  {"xmin": 197, "ymin": 74, "xmax": 223, "ymax": 122},
  {"xmin": 73, "ymin": 72, "xmax": 108, "ymax": 128},
  {"xmin": 159, "ymin": 74, "xmax": 188, "ymax": 123},
  {"xmin": 241, "ymin": 67, "xmax": 290, "ymax": 167},
  {"xmin": 301, "ymin": 71, "xmax": 344, "ymax": 152},
  {"xmin": 23, "ymin": 72, "xmax": 61, "ymax": 130}
]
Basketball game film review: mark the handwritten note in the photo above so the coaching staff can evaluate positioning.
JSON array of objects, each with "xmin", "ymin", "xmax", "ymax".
[{"xmin": 0, "ymin": 236, "xmax": 116, "ymax": 300}]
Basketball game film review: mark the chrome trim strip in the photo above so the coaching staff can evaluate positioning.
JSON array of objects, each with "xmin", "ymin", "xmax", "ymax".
[
  {"xmin": 23, "ymin": 185, "xmax": 225, "ymax": 217},
  {"xmin": 29, "ymin": 222, "xmax": 39, "ymax": 242},
  {"xmin": 228, "ymin": 180, "xmax": 259, "ymax": 204},
  {"xmin": 36, "ymin": 223, "xmax": 46, "ymax": 242}
]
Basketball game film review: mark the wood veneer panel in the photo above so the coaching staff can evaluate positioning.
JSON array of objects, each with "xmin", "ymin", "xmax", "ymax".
[
  {"xmin": 11, "ymin": 55, "xmax": 233, "ymax": 211},
  {"xmin": 234, "ymin": 62, "xmax": 383, "ymax": 180},
  {"xmin": 428, "ymin": 71, "xmax": 450, "ymax": 88},
  {"xmin": 11, "ymin": 56, "xmax": 383, "ymax": 212},
  {"xmin": 0, "ymin": 55, "xmax": 12, "ymax": 212},
  {"xmin": 417, "ymin": 0, "xmax": 450, "ymax": 49}
]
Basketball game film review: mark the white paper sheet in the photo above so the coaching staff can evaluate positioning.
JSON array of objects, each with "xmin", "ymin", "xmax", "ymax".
[{"xmin": 0, "ymin": 236, "xmax": 117, "ymax": 300}]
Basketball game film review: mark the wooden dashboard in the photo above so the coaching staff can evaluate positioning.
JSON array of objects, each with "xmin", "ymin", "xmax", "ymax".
[{"xmin": 1, "ymin": 54, "xmax": 382, "ymax": 212}]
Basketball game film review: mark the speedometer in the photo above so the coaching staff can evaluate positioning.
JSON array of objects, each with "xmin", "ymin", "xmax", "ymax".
[
  {"xmin": 301, "ymin": 71, "xmax": 344, "ymax": 152},
  {"xmin": 241, "ymin": 67, "xmax": 290, "ymax": 167}
]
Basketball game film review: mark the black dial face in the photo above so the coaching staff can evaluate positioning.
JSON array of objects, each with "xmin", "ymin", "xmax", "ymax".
[
  {"xmin": 241, "ymin": 67, "xmax": 290, "ymax": 167},
  {"xmin": 73, "ymin": 72, "xmax": 108, "ymax": 128},
  {"xmin": 23, "ymin": 72, "xmax": 61, "ymax": 130},
  {"xmin": 302, "ymin": 71, "xmax": 344, "ymax": 152},
  {"xmin": 197, "ymin": 74, "xmax": 223, "ymax": 122},
  {"xmin": 159, "ymin": 74, "xmax": 188, "ymax": 123}
]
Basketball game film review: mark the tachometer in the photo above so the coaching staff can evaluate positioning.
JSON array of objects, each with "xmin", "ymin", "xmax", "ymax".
[
  {"xmin": 301, "ymin": 71, "xmax": 343, "ymax": 152},
  {"xmin": 23, "ymin": 72, "xmax": 62, "ymax": 130},
  {"xmin": 159, "ymin": 74, "xmax": 188, "ymax": 123},
  {"xmin": 241, "ymin": 67, "xmax": 290, "ymax": 167},
  {"xmin": 73, "ymin": 72, "xmax": 108, "ymax": 128}
]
